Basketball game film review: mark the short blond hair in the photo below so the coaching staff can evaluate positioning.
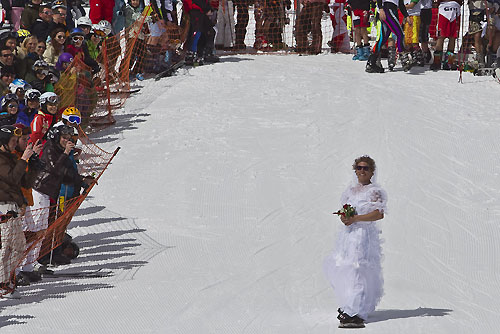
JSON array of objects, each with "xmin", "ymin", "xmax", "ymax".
[{"xmin": 352, "ymin": 155, "xmax": 376, "ymax": 172}]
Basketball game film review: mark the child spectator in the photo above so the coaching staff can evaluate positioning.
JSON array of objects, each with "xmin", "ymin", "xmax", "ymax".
[
  {"xmin": 0, "ymin": 94, "xmax": 20, "ymax": 127},
  {"xmin": 16, "ymin": 89, "xmax": 41, "ymax": 127},
  {"xmin": 430, "ymin": 0, "xmax": 461, "ymax": 70},
  {"xmin": 30, "ymin": 92, "xmax": 59, "ymax": 144},
  {"xmin": 125, "ymin": 0, "xmax": 144, "ymax": 28}
]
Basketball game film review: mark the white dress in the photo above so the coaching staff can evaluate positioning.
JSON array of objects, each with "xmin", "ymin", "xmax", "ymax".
[{"xmin": 323, "ymin": 182, "xmax": 388, "ymax": 320}]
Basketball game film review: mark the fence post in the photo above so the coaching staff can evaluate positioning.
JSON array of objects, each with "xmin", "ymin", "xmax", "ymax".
[{"xmin": 102, "ymin": 39, "xmax": 113, "ymax": 124}]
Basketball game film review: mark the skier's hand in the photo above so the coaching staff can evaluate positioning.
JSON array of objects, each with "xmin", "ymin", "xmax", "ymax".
[
  {"xmin": 32, "ymin": 139, "xmax": 43, "ymax": 155},
  {"xmin": 379, "ymin": 9, "xmax": 386, "ymax": 21},
  {"xmin": 64, "ymin": 141, "xmax": 75, "ymax": 155},
  {"xmin": 21, "ymin": 142, "xmax": 35, "ymax": 161}
]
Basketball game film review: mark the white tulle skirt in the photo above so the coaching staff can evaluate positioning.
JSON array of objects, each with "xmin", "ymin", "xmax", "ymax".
[{"xmin": 323, "ymin": 222, "xmax": 384, "ymax": 320}]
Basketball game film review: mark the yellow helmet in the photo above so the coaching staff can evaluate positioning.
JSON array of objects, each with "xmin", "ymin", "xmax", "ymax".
[
  {"xmin": 62, "ymin": 107, "xmax": 82, "ymax": 124},
  {"xmin": 17, "ymin": 29, "xmax": 31, "ymax": 38}
]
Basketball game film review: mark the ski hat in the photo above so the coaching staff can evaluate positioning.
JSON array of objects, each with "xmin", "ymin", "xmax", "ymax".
[{"xmin": 70, "ymin": 27, "xmax": 85, "ymax": 37}]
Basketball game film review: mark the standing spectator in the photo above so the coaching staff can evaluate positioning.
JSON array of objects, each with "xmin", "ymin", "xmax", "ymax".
[
  {"xmin": 233, "ymin": 0, "xmax": 249, "ymax": 49},
  {"xmin": 468, "ymin": 0, "xmax": 486, "ymax": 67},
  {"xmin": 125, "ymin": 0, "xmax": 144, "ymax": 28},
  {"xmin": 295, "ymin": 0, "xmax": 329, "ymax": 54},
  {"xmin": 419, "ymin": 0, "xmax": 432, "ymax": 63},
  {"xmin": 328, "ymin": 0, "xmax": 351, "ymax": 53},
  {"xmin": 0, "ymin": 124, "xmax": 42, "ymax": 298},
  {"xmin": 349, "ymin": 0, "xmax": 373, "ymax": 60},
  {"xmin": 430, "ymin": 0, "xmax": 461, "ymax": 70},
  {"xmin": 89, "ymin": 0, "xmax": 115, "ymax": 24},
  {"xmin": 21, "ymin": 0, "xmax": 43, "ymax": 30},
  {"xmin": 30, "ymin": 3, "xmax": 53, "ymax": 43},
  {"xmin": 113, "ymin": 0, "xmax": 127, "ymax": 33},
  {"xmin": 404, "ymin": 0, "xmax": 424, "ymax": 66},
  {"xmin": 29, "ymin": 92, "xmax": 58, "ymax": 144},
  {"xmin": 215, "ymin": 0, "xmax": 236, "ymax": 49},
  {"xmin": 183, "ymin": 0, "xmax": 215, "ymax": 64},
  {"xmin": 49, "ymin": 2, "xmax": 69, "ymax": 33}
]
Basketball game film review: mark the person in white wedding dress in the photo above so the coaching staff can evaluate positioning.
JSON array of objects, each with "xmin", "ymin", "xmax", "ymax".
[{"xmin": 324, "ymin": 155, "xmax": 388, "ymax": 328}]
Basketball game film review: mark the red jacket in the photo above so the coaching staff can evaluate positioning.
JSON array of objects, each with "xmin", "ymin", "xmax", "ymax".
[
  {"xmin": 89, "ymin": 0, "xmax": 115, "ymax": 24},
  {"xmin": 30, "ymin": 111, "xmax": 54, "ymax": 144}
]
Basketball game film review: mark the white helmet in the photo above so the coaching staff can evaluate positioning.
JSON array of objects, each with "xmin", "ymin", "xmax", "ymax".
[
  {"xmin": 76, "ymin": 16, "xmax": 92, "ymax": 28},
  {"xmin": 97, "ymin": 20, "xmax": 112, "ymax": 36},
  {"xmin": 39, "ymin": 91, "xmax": 59, "ymax": 105}
]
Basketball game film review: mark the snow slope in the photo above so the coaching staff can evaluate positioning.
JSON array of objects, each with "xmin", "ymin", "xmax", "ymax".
[{"xmin": 1, "ymin": 54, "xmax": 500, "ymax": 333}]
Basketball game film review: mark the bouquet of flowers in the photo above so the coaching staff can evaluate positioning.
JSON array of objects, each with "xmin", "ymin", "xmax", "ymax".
[{"xmin": 333, "ymin": 204, "xmax": 356, "ymax": 218}]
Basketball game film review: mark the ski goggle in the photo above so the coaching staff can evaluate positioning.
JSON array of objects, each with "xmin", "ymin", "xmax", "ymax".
[
  {"xmin": 94, "ymin": 30, "xmax": 106, "ymax": 37},
  {"xmin": 44, "ymin": 95, "xmax": 59, "ymax": 104},
  {"xmin": 7, "ymin": 103, "xmax": 18, "ymax": 108},
  {"xmin": 67, "ymin": 115, "xmax": 81, "ymax": 124},
  {"xmin": 0, "ymin": 127, "xmax": 22, "ymax": 137},
  {"xmin": 36, "ymin": 69, "xmax": 49, "ymax": 76},
  {"xmin": 72, "ymin": 36, "xmax": 84, "ymax": 42}
]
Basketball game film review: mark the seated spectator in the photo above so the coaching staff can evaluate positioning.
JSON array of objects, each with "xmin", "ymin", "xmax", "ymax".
[
  {"xmin": 49, "ymin": 1, "xmax": 69, "ymax": 33},
  {"xmin": 19, "ymin": 35, "xmax": 41, "ymax": 82},
  {"xmin": 30, "ymin": 92, "xmax": 59, "ymax": 144},
  {"xmin": 43, "ymin": 28, "xmax": 67, "ymax": 66},
  {"xmin": 0, "ymin": 44, "xmax": 17, "ymax": 76},
  {"xmin": 16, "ymin": 89, "xmax": 41, "ymax": 127},
  {"xmin": 36, "ymin": 40, "xmax": 46, "ymax": 58},
  {"xmin": 0, "ymin": 94, "xmax": 20, "ymax": 126},
  {"xmin": 0, "ymin": 67, "xmax": 16, "ymax": 96},
  {"xmin": 21, "ymin": 0, "xmax": 43, "ymax": 30},
  {"xmin": 30, "ymin": 3, "xmax": 53, "ymax": 43},
  {"xmin": 0, "ymin": 124, "xmax": 42, "ymax": 298}
]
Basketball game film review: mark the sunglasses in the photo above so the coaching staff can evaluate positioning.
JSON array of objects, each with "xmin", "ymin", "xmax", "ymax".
[
  {"xmin": 1, "ymin": 54, "xmax": 13, "ymax": 58},
  {"xmin": 42, "ymin": 10, "xmax": 52, "ymax": 14},
  {"xmin": 55, "ymin": 35, "xmax": 66, "ymax": 39},
  {"xmin": 67, "ymin": 115, "xmax": 81, "ymax": 124},
  {"xmin": 55, "ymin": 12, "xmax": 66, "ymax": 16},
  {"xmin": 355, "ymin": 165, "xmax": 371, "ymax": 171},
  {"xmin": 7, "ymin": 103, "xmax": 18, "ymax": 108},
  {"xmin": 72, "ymin": 36, "xmax": 84, "ymax": 42}
]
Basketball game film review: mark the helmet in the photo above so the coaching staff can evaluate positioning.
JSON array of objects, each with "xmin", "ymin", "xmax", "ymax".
[
  {"xmin": 70, "ymin": 27, "xmax": 85, "ymax": 37},
  {"xmin": 25, "ymin": 88, "xmax": 41, "ymax": 101},
  {"xmin": 97, "ymin": 20, "xmax": 112, "ymax": 36},
  {"xmin": 17, "ymin": 29, "xmax": 31, "ymax": 39},
  {"xmin": 0, "ymin": 125, "xmax": 22, "ymax": 146},
  {"xmin": 13, "ymin": 123, "xmax": 31, "ymax": 135},
  {"xmin": 39, "ymin": 92, "xmax": 59, "ymax": 105},
  {"xmin": 0, "ymin": 24, "xmax": 16, "ymax": 41},
  {"xmin": 1, "ymin": 93, "xmax": 19, "ymax": 110},
  {"xmin": 47, "ymin": 124, "xmax": 74, "ymax": 142},
  {"xmin": 62, "ymin": 107, "xmax": 81, "ymax": 125},
  {"xmin": 76, "ymin": 16, "xmax": 92, "ymax": 28},
  {"xmin": 9, "ymin": 79, "xmax": 31, "ymax": 94},
  {"xmin": 33, "ymin": 59, "xmax": 49, "ymax": 72},
  {"xmin": 55, "ymin": 52, "xmax": 74, "ymax": 71}
]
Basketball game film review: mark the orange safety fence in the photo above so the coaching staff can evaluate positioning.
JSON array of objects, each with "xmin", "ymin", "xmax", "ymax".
[{"xmin": 0, "ymin": 130, "xmax": 120, "ymax": 294}]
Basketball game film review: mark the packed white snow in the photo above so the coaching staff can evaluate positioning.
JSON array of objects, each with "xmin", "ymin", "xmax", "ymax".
[{"xmin": 1, "ymin": 54, "xmax": 500, "ymax": 333}]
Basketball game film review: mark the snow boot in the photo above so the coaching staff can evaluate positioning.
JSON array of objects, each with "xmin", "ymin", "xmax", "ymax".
[
  {"xmin": 388, "ymin": 46, "xmax": 396, "ymax": 71},
  {"xmin": 185, "ymin": 51, "xmax": 196, "ymax": 66},
  {"xmin": 337, "ymin": 309, "xmax": 365, "ymax": 328},
  {"xmin": 359, "ymin": 44, "xmax": 370, "ymax": 61},
  {"xmin": 425, "ymin": 50, "xmax": 432, "ymax": 64},
  {"xmin": 400, "ymin": 51, "xmax": 411, "ymax": 71},
  {"xmin": 366, "ymin": 53, "xmax": 384, "ymax": 73},
  {"xmin": 352, "ymin": 45, "xmax": 362, "ymax": 60},
  {"xmin": 430, "ymin": 51, "xmax": 442, "ymax": 70}
]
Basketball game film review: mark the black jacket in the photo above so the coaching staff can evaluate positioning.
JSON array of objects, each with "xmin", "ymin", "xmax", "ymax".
[
  {"xmin": 0, "ymin": 150, "xmax": 39, "ymax": 207},
  {"xmin": 33, "ymin": 139, "xmax": 83, "ymax": 200}
]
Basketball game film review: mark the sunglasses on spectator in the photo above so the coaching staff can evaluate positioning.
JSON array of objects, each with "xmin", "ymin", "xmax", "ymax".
[
  {"xmin": 55, "ymin": 34, "xmax": 66, "ymax": 40},
  {"xmin": 8, "ymin": 103, "xmax": 18, "ymax": 108},
  {"xmin": 1, "ymin": 53, "xmax": 13, "ymax": 58},
  {"xmin": 67, "ymin": 115, "xmax": 81, "ymax": 124},
  {"xmin": 72, "ymin": 36, "xmax": 84, "ymax": 42},
  {"xmin": 42, "ymin": 10, "xmax": 52, "ymax": 14},
  {"xmin": 355, "ymin": 165, "xmax": 371, "ymax": 171},
  {"xmin": 55, "ymin": 12, "xmax": 66, "ymax": 16}
]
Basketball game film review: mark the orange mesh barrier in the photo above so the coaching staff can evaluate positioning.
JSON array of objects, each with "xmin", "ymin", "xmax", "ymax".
[{"xmin": 0, "ymin": 131, "xmax": 120, "ymax": 294}]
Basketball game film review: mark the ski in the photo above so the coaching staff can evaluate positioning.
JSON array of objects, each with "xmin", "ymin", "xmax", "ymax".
[
  {"xmin": 44, "ymin": 268, "xmax": 111, "ymax": 278},
  {"xmin": 155, "ymin": 60, "xmax": 185, "ymax": 81},
  {"xmin": 109, "ymin": 89, "xmax": 141, "ymax": 95}
]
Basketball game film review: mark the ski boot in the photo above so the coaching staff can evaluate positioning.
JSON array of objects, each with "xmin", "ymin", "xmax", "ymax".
[
  {"xmin": 185, "ymin": 51, "xmax": 196, "ymax": 66},
  {"xmin": 400, "ymin": 51, "xmax": 411, "ymax": 71},
  {"xmin": 424, "ymin": 50, "xmax": 432, "ymax": 64},
  {"xmin": 337, "ymin": 309, "xmax": 365, "ymax": 328},
  {"xmin": 442, "ymin": 51, "xmax": 457, "ymax": 70},
  {"xmin": 430, "ymin": 51, "xmax": 442, "ymax": 70},
  {"xmin": 388, "ymin": 46, "xmax": 396, "ymax": 71},
  {"xmin": 359, "ymin": 44, "xmax": 370, "ymax": 61},
  {"xmin": 366, "ymin": 53, "xmax": 384, "ymax": 73},
  {"xmin": 352, "ymin": 45, "xmax": 362, "ymax": 60},
  {"xmin": 414, "ymin": 47, "xmax": 425, "ymax": 66},
  {"xmin": 203, "ymin": 48, "xmax": 220, "ymax": 63}
]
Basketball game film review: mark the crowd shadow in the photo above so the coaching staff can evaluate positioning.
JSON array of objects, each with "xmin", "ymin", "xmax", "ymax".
[
  {"xmin": 368, "ymin": 307, "xmax": 453, "ymax": 323},
  {"xmin": 0, "ymin": 204, "xmax": 172, "ymax": 329},
  {"xmin": 88, "ymin": 112, "xmax": 151, "ymax": 144},
  {"xmin": 219, "ymin": 56, "xmax": 255, "ymax": 63}
]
